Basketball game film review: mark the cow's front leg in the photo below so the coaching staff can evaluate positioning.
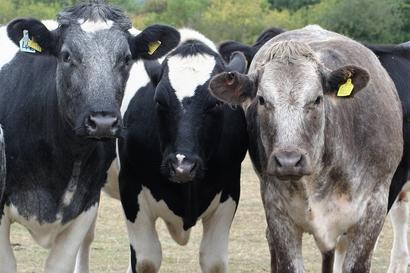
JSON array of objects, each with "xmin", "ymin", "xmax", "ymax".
[
  {"xmin": 74, "ymin": 212, "xmax": 97, "ymax": 273},
  {"xmin": 0, "ymin": 211, "xmax": 17, "ymax": 273},
  {"xmin": 199, "ymin": 197, "xmax": 237, "ymax": 273},
  {"xmin": 44, "ymin": 204, "xmax": 98, "ymax": 273},
  {"xmin": 262, "ymin": 184, "xmax": 304, "ymax": 273},
  {"xmin": 124, "ymin": 198, "xmax": 161, "ymax": 273},
  {"xmin": 342, "ymin": 194, "xmax": 387, "ymax": 273},
  {"xmin": 387, "ymin": 191, "xmax": 409, "ymax": 273}
]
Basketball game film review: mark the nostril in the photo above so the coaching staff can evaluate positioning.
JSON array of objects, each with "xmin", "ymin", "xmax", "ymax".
[
  {"xmin": 275, "ymin": 156, "xmax": 282, "ymax": 167},
  {"xmin": 295, "ymin": 155, "xmax": 303, "ymax": 167},
  {"xmin": 87, "ymin": 116, "xmax": 97, "ymax": 130}
]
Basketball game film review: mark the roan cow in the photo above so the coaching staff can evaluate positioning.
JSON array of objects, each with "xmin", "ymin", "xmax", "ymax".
[
  {"xmin": 0, "ymin": 1, "xmax": 179, "ymax": 273},
  {"xmin": 107, "ymin": 29, "xmax": 248, "ymax": 273},
  {"xmin": 209, "ymin": 25, "xmax": 403, "ymax": 273}
]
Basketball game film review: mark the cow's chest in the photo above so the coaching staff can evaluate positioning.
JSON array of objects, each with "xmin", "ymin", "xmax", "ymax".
[
  {"xmin": 139, "ymin": 186, "xmax": 222, "ymax": 243},
  {"xmin": 5, "ymin": 203, "xmax": 97, "ymax": 249},
  {"xmin": 288, "ymin": 193, "xmax": 365, "ymax": 251}
]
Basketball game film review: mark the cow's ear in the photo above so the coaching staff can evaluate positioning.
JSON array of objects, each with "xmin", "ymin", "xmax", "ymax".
[
  {"xmin": 225, "ymin": 51, "xmax": 248, "ymax": 73},
  {"xmin": 325, "ymin": 65, "xmax": 370, "ymax": 97},
  {"xmin": 209, "ymin": 71, "xmax": 258, "ymax": 105},
  {"xmin": 130, "ymin": 24, "xmax": 180, "ymax": 60},
  {"xmin": 218, "ymin": 40, "xmax": 256, "ymax": 66},
  {"xmin": 7, "ymin": 18, "xmax": 58, "ymax": 55},
  {"xmin": 144, "ymin": 60, "xmax": 162, "ymax": 87}
]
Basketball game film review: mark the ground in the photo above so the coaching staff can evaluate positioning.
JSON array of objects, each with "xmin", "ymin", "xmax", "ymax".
[{"xmin": 10, "ymin": 156, "xmax": 406, "ymax": 273}]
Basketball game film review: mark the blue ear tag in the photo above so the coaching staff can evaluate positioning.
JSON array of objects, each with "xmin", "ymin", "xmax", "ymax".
[{"xmin": 19, "ymin": 30, "xmax": 36, "ymax": 53}]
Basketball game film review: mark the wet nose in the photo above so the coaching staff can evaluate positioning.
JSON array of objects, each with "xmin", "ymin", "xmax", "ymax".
[
  {"xmin": 272, "ymin": 150, "xmax": 308, "ymax": 179},
  {"xmin": 169, "ymin": 154, "xmax": 198, "ymax": 183},
  {"xmin": 85, "ymin": 112, "xmax": 121, "ymax": 138}
]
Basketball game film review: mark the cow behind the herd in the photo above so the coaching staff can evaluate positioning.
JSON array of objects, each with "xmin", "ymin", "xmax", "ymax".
[
  {"xmin": 365, "ymin": 42, "xmax": 410, "ymax": 273},
  {"xmin": 209, "ymin": 25, "xmax": 403, "ymax": 273},
  {"xmin": 0, "ymin": 1, "xmax": 179, "ymax": 273},
  {"xmin": 109, "ymin": 29, "xmax": 249, "ymax": 273}
]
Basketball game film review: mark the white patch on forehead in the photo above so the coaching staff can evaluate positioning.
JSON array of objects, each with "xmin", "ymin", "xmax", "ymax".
[
  {"xmin": 178, "ymin": 28, "xmax": 217, "ymax": 52},
  {"xmin": 79, "ymin": 19, "xmax": 114, "ymax": 33},
  {"xmin": 176, "ymin": 154, "xmax": 186, "ymax": 163},
  {"xmin": 168, "ymin": 54, "xmax": 216, "ymax": 102}
]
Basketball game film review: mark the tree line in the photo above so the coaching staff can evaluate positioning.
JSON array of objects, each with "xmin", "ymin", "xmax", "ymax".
[{"xmin": 1, "ymin": 0, "xmax": 409, "ymax": 44}]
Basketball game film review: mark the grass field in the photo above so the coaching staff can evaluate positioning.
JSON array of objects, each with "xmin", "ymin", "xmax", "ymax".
[{"xmin": 10, "ymin": 156, "xmax": 407, "ymax": 273}]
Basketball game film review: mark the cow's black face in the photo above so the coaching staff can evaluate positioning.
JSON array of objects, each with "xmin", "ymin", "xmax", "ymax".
[
  {"xmin": 56, "ymin": 25, "xmax": 132, "ymax": 139},
  {"xmin": 7, "ymin": 3, "xmax": 180, "ymax": 140},
  {"xmin": 152, "ymin": 43, "xmax": 226, "ymax": 183}
]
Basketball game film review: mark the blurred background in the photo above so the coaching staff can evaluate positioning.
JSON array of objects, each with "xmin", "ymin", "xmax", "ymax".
[{"xmin": 1, "ymin": 0, "xmax": 409, "ymax": 45}]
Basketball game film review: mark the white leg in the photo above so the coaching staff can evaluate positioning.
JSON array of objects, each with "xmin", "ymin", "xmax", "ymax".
[
  {"xmin": 0, "ymin": 211, "xmax": 17, "ymax": 273},
  {"xmin": 388, "ymin": 192, "xmax": 409, "ymax": 273},
  {"xmin": 44, "ymin": 204, "xmax": 98, "ymax": 273},
  {"xmin": 199, "ymin": 197, "xmax": 236, "ymax": 273},
  {"xmin": 333, "ymin": 234, "xmax": 348, "ymax": 273},
  {"xmin": 74, "ymin": 212, "xmax": 97, "ymax": 273},
  {"xmin": 126, "ymin": 196, "xmax": 162, "ymax": 273}
]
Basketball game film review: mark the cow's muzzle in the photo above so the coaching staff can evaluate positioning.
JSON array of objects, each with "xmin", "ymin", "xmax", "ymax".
[
  {"xmin": 268, "ymin": 150, "xmax": 312, "ymax": 180},
  {"xmin": 165, "ymin": 153, "xmax": 202, "ymax": 183},
  {"xmin": 84, "ymin": 112, "xmax": 122, "ymax": 139}
]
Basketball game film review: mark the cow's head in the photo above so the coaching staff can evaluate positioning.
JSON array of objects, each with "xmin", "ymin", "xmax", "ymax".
[
  {"xmin": 7, "ymin": 1, "xmax": 179, "ymax": 139},
  {"xmin": 146, "ymin": 31, "xmax": 247, "ymax": 183},
  {"xmin": 210, "ymin": 41, "xmax": 369, "ymax": 180}
]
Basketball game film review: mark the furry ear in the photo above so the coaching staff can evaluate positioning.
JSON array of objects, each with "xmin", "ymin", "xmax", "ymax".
[
  {"xmin": 7, "ymin": 18, "xmax": 58, "ymax": 55},
  {"xmin": 130, "ymin": 24, "xmax": 180, "ymax": 60},
  {"xmin": 209, "ymin": 71, "xmax": 258, "ymax": 105},
  {"xmin": 224, "ymin": 51, "xmax": 248, "ymax": 74},
  {"xmin": 326, "ymin": 65, "xmax": 370, "ymax": 97}
]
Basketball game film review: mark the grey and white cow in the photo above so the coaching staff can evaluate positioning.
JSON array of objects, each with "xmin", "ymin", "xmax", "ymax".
[{"xmin": 209, "ymin": 25, "xmax": 403, "ymax": 273}]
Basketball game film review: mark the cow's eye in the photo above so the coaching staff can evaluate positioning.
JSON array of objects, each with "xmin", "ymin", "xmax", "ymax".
[
  {"xmin": 314, "ymin": 96, "xmax": 322, "ymax": 105},
  {"xmin": 258, "ymin": 96, "xmax": 265, "ymax": 105},
  {"xmin": 123, "ymin": 54, "xmax": 132, "ymax": 66},
  {"xmin": 61, "ymin": 51, "xmax": 71, "ymax": 64}
]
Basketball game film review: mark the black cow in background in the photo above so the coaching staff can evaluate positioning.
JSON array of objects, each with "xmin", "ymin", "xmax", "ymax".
[
  {"xmin": 0, "ymin": 1, "xmax": 179, "ymax": 273},
  {"xmin": 106, "ymin": 28, "xmax": 248, "ymax": 273},
  {"xmin": 365, "ymin": 42, "xmax": 410, "ymax": 273},
  {"xmin": 218, "ymin": 27, "xmax": 284, "ymax": 67}
]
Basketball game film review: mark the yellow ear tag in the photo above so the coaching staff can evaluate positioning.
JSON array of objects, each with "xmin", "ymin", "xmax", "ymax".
[
  {"xmin": 27, "ymin": 39, "xmax": 42, "ymax": 53},
  {"xmin": 147, "ymin": 40, "xmax": 161, "ymax": 55},
  {"xmin": 337, "ymin": 78, "xmax": 354, "ymax": 97}
]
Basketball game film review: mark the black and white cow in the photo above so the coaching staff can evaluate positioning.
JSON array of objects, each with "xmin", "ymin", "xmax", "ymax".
[
  {"xmin": 0, "ymin": 1, "xmax": 179, "ymax": 272},
  {"xmin": 107, "ymin": 29, "xmax": 248, "ymax": 273},
  {"xmin": 209, "ymin": 25, "xmax": 403, "ymax": 273},
  {"xmin": 365, "ymin": 42, "xmax": 410, "ymax": 273}
]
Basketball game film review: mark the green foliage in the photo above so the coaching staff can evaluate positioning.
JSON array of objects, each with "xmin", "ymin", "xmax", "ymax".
[
  {"xmin": 1, "ymin": 0, "xmax": 409, "ymax": 45},
  {"xmin": 308, "ymin": 0, "xmax": 404, "ymax": 43},
  {"xmin": 268, "ymin": 0, "xmax": 320, "ymax": 12}
]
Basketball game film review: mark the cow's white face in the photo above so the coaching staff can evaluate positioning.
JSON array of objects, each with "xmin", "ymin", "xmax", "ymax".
[
  {"xmin": 256, "ymin": 60, "xmax": 325, "ymax": 179},
  {"xmin": 209, "ymin": 40, "xmax": 370, "ymax": 181}
]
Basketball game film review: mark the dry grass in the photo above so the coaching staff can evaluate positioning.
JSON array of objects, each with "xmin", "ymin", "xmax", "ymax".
[{"xmin": 10, "ymin": 156, "xmax": 406, "ymax": 273}]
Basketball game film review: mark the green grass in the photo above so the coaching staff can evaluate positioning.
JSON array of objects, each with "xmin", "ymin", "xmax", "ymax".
[{"xmin": 10, "ymin": 156, "xmax": 405, "ymax": 272}]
